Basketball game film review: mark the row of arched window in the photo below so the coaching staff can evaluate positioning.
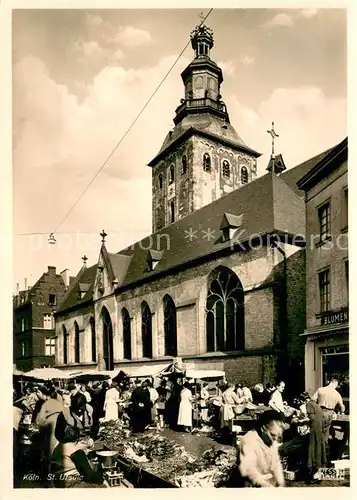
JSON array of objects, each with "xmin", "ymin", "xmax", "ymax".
[
  {"xmin": 158, "ymin": 156, "xmax": 249, "ymax": 188},
  {"xmin": 61, "ymin": 267, "xmax": 245, "ymax": 368}
]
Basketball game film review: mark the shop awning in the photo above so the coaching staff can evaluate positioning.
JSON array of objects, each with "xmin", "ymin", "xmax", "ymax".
[
  {"xmin": 123, "ymin": 363, "xmax": 171, "ymax": 379},
  {"xmin": 185, "ymin": 369, "xmax": 225, "ymax": 380}
]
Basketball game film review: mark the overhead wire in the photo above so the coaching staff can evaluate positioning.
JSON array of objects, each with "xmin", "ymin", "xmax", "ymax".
[{"xmin": 40, "ymin": 8, "xmax": 214, "ymax": 239}]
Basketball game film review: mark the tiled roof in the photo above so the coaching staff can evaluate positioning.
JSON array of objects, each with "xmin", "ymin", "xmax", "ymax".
[
  {"xmin": 149, "ymin": 113, "xmax": 260, "ymax": 166},
  {"xmin": 56, "ymin": 145, "xmax": 330, "ymax": 311},
  {"xmin": 116, "ymin": 171, "xmax": 305, "ymax": 290},
  {"xmin": 56, "ymin": 264, "xmax": 97, "ymax": 314},
  {"xmin": 280, "ymin": 147, "xmax": 335, "ymax": 197}
]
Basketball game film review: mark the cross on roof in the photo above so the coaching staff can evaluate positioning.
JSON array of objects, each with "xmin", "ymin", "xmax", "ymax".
[
  {"xmin": 82, "ymin": 255, "xmax": 88, "ymax": 265},
  {"xmin": 267, "ymin": 121, "xmax": 279, "ymax": 158},
  {"xmin": 199, "ymin": 11, "xmax": 205, "ymax": 22},
  {"xmin": 100, "ymin": 230, "xmax": 107, "ymax": 243}
]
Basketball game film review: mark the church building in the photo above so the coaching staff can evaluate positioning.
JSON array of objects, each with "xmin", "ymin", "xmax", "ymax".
[{"xmin": 54, "ymin": 24, "xmax": 318, "ymax": 392}]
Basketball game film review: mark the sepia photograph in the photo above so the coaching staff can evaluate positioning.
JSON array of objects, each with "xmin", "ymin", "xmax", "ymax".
[{"xmin": 11, "ymin": 6, "xmax": 348, "ymax": 490}]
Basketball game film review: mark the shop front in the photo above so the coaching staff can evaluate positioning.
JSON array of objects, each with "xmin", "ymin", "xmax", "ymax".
[{"xmin": 303, "ymin": 308, "xmax": 349, "ymax": 409}]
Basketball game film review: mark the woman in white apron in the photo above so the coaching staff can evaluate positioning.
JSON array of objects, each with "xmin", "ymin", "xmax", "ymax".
[
  {"xmin": 177, "ymin": 382, "xmax": 193, "ymax": 432},
  {"xmin": 103, "ymin": 382, "xmax": 120, "ymax": 422}
]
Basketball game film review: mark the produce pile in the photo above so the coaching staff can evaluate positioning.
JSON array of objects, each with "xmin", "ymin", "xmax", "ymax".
[{"xmin": 98, "ymin": 422, "xmax": 237, "ymax": 487}]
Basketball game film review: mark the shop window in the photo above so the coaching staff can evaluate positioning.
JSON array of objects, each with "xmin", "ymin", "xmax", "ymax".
[
  {"xmin": 203, "ymin": 153, "xmax": 211, "ymax": 172},
  {"xmin": 317, "ymin": 202, "xmax": 331, "ymax": 243},
  {"xmin": 222, "ymin": 160, "xmax": 230, "ymax": 178},
  {"xmin": 181, "ymin": 155, "xmax": 187, "ymax": 175},
  {"xmin": 45, "ymin": 337, "xmax": 56, "ymax": 356},
  {"xmin": 206, "ymin": 266, "xmax": 245, "ymax": 352},
  {"xmin": 241, "ymin": 166, "xmax": 248, "ymax": 184},
  {"xmin": 322, "ymin": 345, "xmax": 349, "ymax": 398},
  {"xmin": 318, "ymin": 269, "xmax": 330, "ymax": 313}
]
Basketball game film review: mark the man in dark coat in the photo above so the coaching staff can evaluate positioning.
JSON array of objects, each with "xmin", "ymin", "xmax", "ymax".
[{"xmin": 130, "ymin": 379, "xmax": 151, "ymax": 433}]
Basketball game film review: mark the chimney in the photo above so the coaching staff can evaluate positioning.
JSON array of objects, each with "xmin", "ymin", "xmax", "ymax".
[
  {"xmin": 16, "ymin": 283, "xmax": 19, "ymax": 294},
  {"xmin": 48, "ymin": 266, "xmax": 56, "ymax": 274},
  {"xmin": 60, "ymin": 269, "xmax": 70, "ymax": 288},
  {"xmin": 24, "ymin": 278, "xmax": 27, "ymax": 290}
]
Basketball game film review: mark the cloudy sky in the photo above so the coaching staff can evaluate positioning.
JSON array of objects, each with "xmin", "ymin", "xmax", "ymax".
[{"xmin": 13, "ymin": 7, "xmax": 347, "ymax": 292}]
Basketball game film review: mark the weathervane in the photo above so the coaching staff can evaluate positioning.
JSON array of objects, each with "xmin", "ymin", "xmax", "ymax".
[
  {"xmin": 100, "ymin": 230, "xmax": 107, "ymax": 244},
  {"xmin": 267, "ymin": 122, "xmax": 279, "ymax": 159}
]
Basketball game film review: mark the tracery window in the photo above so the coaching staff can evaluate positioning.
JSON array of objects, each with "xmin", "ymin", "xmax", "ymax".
[
  {"xmin": 182, "ymin": 155, "xmax": 187, "ymax": 175},
  {"xmin": 122, "ymin": 308, "xmax": 132, "ymax": 360},
  {"xmin": 163, "ymin": 295, "xmax": 177, "ymax": 357},
  {"xmin": 141, "ymin": 301, "xmax": 153, "ymax": 358},
  {"xmin": 206, "ymin": 267, "xmax": 245, "ymax": 352},
  {"xmin": 169, "ymin": 165, "xmax": 175, "ymax": 184}
]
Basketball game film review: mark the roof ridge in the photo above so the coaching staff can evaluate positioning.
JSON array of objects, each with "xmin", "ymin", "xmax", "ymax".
[{"xmin": 56, "ymin": 265, "xmax": 87, "ymax": 310}]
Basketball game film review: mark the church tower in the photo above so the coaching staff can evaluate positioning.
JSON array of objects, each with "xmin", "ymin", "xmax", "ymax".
[{"xmin": 149, "ymin": 24, "xmax": 261, "ymax": 232}]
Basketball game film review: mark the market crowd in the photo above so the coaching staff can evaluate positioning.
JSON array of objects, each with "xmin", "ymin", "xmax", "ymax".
[{"xmin": 13, "ymin": 375, "xmax": 347, "ymax": 488}]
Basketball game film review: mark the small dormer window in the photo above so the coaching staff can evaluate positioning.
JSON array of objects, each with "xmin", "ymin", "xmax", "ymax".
[
  {"xmin": 220, "ymin": 213, "xmax": 244, "ymax": 242},
  {"xmin": 203, "ymin": 153, "xmax": 211, "ymax": 172},
  {"xmin": 182, "ymin": 155, "xmax": 187, "ymax": 175},
  {"xmin": 147, "ymin": 249, "xmax": 163, "ymax": 272},
  {"xmin": 169, "ymin": 165, "xmax": 175, "ymax": 184},
  {"xmin": 222, "ymin": 160, "xmax": 230, "ymax": 178},
  {"xmin": 241, "ymin": 166, "xmax": 248, "ymax": 184},
  {"xmin": 159, "ymin": 174, "xmax": 163, "ymax": 189}
]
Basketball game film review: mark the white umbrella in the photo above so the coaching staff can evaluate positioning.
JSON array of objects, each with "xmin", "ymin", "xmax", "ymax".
[{"xmin": 25, "ymin": 367, "xmax": 71, "ymax": 380}]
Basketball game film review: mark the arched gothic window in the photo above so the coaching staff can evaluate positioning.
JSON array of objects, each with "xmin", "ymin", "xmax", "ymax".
[
  {"xmin": 206, "ymin": 267, "xmax": 245, "ymax": 352},
  {"xmin": 203, "ymin": 153, "xmax": 211, "ymax": 172},
  {"xmin": 90, "ymin": 317, "xmax": 96, "ymax": 362},
  {"xmin": 102, "ymin": 307, "xmax": 114, "ymax": 370},
  {"xmin": 169, "ymin": 165, "xmax": 175, "ymax": 184},
  {"xmin": 74, "ymin": 321, "xmax": 80, "ymax": 363},
  {"xmin": 241, "ymin": 166, "xmax": 248, "ymax": 185},
  {"xmin": 141, "ymin": 301, "xmax": 152, "ymax": 358},
  {"xmin": 163, "ymin": 295, "xmax": 177, "ymax": 357},
  {"xmin": 170, "ymin": 201, "xmax": 175, "ymax": 223},
  {"xmin": 159, "ymin": 174, "xmax": 163, "ymax": 189},
  {"xmin": 62, "ymin": 325, "xmax": 68, "ymax": 364},
  {"xmin": 182, "ymin": 155, "xmax": 187, "ymax": 175},
  {"xmin": 122, "ymin": 308, "xmax": 132, "ymax": 360},
  {"xmin": 222, "ymin": 160, "xmax": 230, "ymax": 178}
]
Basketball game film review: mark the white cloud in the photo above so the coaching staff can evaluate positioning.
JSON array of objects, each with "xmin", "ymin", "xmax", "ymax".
[
  {"xmin": 84, "ymin": 13, "xmax": 103, "ymax": 27},
  {"xmin": 72, "ymin": 39, "xmax": 106, "ymax": 60},
  {"xmin": 263, "ymin": 13, "xmax": 294, "ymax": 28},
  {"xmin": 300, "ymin": 9, "xmax": 318, "ymax": 19},
  {"xmin": 112, "ymin": 26, "xmax": 152, "ymax": 48},
  {"xmin": 228, "ymin": 86, "xmax": 346, "ymax": 173},
  {"xmin": 217, "ymin": 60, "xmax": 236, "ymax": 76},
  {"xmin": 240, "ymin": 55, "xmax": 255, "ymax": 66}
]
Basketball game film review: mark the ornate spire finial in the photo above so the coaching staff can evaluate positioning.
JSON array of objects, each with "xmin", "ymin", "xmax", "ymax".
[
  {"xmin": 100, "ymin": 230, "xmax": 107, "ymax": 243},
  {"xmin": 267, "ymin": 121, "xmax": 279, "ymax": 159},
  {"xmin": 82, "ymin": 255, "xmax": 88, "ymax": 266}
]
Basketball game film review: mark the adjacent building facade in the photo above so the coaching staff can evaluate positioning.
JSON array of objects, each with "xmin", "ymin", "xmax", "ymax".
[
  {"xmin": 53, "ymin": 25, "xmax": 312, "ymax": 395},
  {"xmin": 297, "ymin": 138, "xmax": 348, "ymax": 400},
  {"xmin": 13, "ymin": 266, "xmax": 68, "ymax": 371}
]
